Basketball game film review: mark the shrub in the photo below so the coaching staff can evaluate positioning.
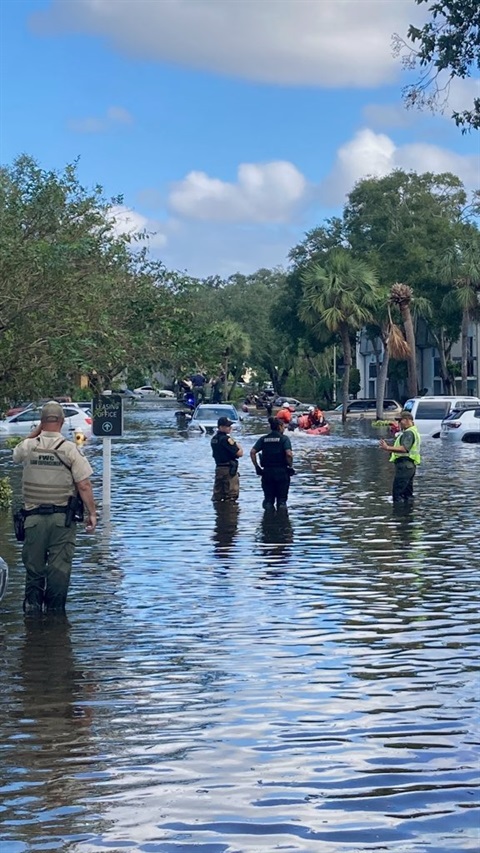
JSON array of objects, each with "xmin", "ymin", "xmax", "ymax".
[{"xmin": 0, "ymin": 477, "xmax": 13, "ymax": 509}]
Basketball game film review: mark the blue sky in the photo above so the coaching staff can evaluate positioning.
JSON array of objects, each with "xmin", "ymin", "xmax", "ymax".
[{"xmin": 1, "ymin": 0, "xmax": 478, "ymax": 276}]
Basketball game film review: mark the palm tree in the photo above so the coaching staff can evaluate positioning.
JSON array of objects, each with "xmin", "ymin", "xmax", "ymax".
[
  {"xmin": 439, "ymin": 236, "xmax": 480, "ymax": 394},
  {"xmin": 372, "ymin": 318, "xmax": 411, "ymax": 419},
  {"xmin": 300, "ymin": 249, "xmax": 381, "ymax": 423},
  {"xmin": 389, "ymin": 283, "xmax": 418, "ymax": 398}
]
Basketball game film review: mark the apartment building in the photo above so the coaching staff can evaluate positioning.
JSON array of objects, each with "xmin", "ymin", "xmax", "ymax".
[{"xmin": 356, "ymin": 320, "xmax": 480, "ymax": 402}]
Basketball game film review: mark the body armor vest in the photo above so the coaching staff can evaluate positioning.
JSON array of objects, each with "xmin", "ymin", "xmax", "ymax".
[{"xmin": 23, "ymin": 439, "xmax": 76, "ymax": 507}]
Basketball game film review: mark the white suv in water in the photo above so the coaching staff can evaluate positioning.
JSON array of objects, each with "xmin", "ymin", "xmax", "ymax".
[
  {"xmin": 441, "ymin": 406, "xmax": 480, "ymax": 443},
  {"xmin": 403, "ymin": 395, "xmax": 480, "ymax": 438}
]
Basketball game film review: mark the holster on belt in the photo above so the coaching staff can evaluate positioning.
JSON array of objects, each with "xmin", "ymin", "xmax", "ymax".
[
  {"xmin": 13, "ymin": 508, "xmax": 25, "ymax": 542},
  {"xmin": 229, "ymin": 459, "xmax": 239, "ymax": 477},
  {"xmin": 65, "ymin": 494, "xmax": 84, "ymax": 527}
]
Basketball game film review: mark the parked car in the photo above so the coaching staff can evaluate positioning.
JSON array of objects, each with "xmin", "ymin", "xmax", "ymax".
[
  {"xmin": 188, "ymin": 403, "xmax": 241, "ymax": 434},
  {"xmin": 133, "ymin": 385, "xmax": 158, "ymax": 397},
  {"xmin": 117, "ymin": 388, "xmax": 141, "ymax": 400},
  {"xmin": 0, "ymin": 403, "xmax": 92, "ymax": 436},
  {"xmin": 133, "ymin": 386, "xmax": 175, "ymax": 399},
  {"xmin": 440, "ymin": 406, "xmax": 480, "ymax": 443},
  {"xmin": 403, "ymin": 395, "xmax": 480, "ymax": 438},
  {"xmin": 5, "ymin": 402, "xmax": 33, "ymax": 417},
  {"xmin": 328, "ymin": 399, "xmax": 402, "ymax": 417},
  {"xmin": 273, "ymin": 397, "xmax": 302, "ymax": 409},
  {"xmin": 5, "ymin": 396, "xmax": 73, "ymax": 417}
]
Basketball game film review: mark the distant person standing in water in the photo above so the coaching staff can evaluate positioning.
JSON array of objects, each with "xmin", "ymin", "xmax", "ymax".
[
  {"xmin": 210, "ymin": 417, "xmax": 243, "ymax": 503},
  {"xmin": 380, "ymin": 409, "xmax": 421, "ymax": 503},
  {"xmin": 12, "ymin": 401, "xmax": 96, "ymax": 613},
  {"xmin": 191, "ymin": 370, "xmax": 207, "ymax": 405},
  {"xmin": 250, "ymin": 417, "xmax": 294, "ymax": 510}
]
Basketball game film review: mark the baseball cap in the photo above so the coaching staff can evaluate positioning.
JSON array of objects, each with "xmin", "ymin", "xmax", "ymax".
[
  {"xmin": 396, "ymin": 409, "xmax": 414, "ymax": 421},
  {"xmin": 217, "ymin": 416, "xmax": 233, "ymax": 427},
  {"xmin": 40, "ymin": 401, "xmax": 65, "ymax": 422},
  {"xmin": 282, "ymin": 402, "xmax": 291, "ymax": 408}
]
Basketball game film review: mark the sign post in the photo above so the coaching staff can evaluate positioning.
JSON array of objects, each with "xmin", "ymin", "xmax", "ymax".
[{"xmin": 92, "ymin": 393, "xmax": 123, "ymax": 524}]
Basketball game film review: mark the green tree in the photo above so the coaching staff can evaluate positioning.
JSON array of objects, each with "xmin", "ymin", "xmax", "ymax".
[
  {"xmin": 300, "ymin": 250, "xmax": 381, "ymax": 423},
  {"xmin": 343, "ymin": 170, "xmax": 473, "ymax": 396},
  {"xmin": 394, "ymin": 0, "xmax": 480, "ymax": 130},
  {"xmin": 216, "ymin": 268, "xmax": 290, "ymax": 392},
  {"xmin": 0, "ymin": 155, "xmax": 193, "ymax": 403},
  {"xmin": 208, "ymin": 320, "xmax": 251, "ymax": 400}
]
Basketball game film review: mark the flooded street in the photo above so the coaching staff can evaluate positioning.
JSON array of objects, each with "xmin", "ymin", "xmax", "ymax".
[{"xmin": 1, "ymin": 404, "xmax": 479, "ymax": 853}]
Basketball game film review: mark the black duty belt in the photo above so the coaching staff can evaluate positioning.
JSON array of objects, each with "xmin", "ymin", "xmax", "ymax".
[
  {"xmin": 215, "ymin": 463, "xmax": 231, "ymax": 468},
  {"xmin": 24, "ymin": 504, "xmax": 68, "ymax": 517}
]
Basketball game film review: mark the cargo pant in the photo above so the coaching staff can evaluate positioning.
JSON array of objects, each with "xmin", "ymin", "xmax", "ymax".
[
  {"xmin": 212, "ymin": 465, "xmax": 239, "ymax": 502},
  {"xmin": 22, "ymin": 513, "xmax": 76, "ymax": 612}
]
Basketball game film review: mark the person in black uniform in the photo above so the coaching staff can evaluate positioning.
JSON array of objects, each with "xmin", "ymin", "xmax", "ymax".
[
  {"xmin": 250, "ymin": 416, "xmax": 294, "ymax": 510},
  {"xmin": 191, "ymin": 370, "xmax": 207, "ymax": 406},
  {"xmin": 210, "ymin": 416, "xmax": 243, "ymax": 503}
]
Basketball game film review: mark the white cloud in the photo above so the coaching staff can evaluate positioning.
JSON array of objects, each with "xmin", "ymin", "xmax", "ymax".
[
  {"xmin": 362, "ymin": 103, "xmax": 415, "ymax": 130},
  {"xmin": 161, "ymin": 219, "xmax": 297, "ymax": 278},
  {"xmin": 68, "ymin": 104, "xmax": 133, "ymax": 133},
  {"xmin": 32, "ymin": 0, "xmax": 420, "ymax": 87},
  {"xmin": 108, "ymin": 204, "xmax": 167, "ymax": 249},
  {"xmin": 321, "ymin": 128, "xmax": 479, "ymax": 204},
  {"xmin": 169, "ymin": 161, "xmax": 308, "ymax": 223},
  {"xmin": 363, "ymin": 77, "xmax": 480, "ymax": 130},
  {"xmin": 105, "ymin": 105, "xmax": 132, "ymax": 125},
  {"xmin": 445, "ymin": 76, "xmax": 480, "ymax": 116},
  {"xmin": 396, "ymin": 142, "xmax": 480, "ymax": 187}
]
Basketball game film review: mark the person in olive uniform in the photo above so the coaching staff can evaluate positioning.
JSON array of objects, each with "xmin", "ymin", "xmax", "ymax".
[
  {"xmin": 250, "ymin": 416, "xmax": 294, "ymax": 510},
  {"xmin": 210, "ymin": 416, "xmax": 243, "ymax": 503},
  {"xmin": 380, "ymin": 409, "xmax": 422, "ymax": 503},
  {"xmin": 13, "ymin": 401, "xmax": 97, "ymax": 613}
]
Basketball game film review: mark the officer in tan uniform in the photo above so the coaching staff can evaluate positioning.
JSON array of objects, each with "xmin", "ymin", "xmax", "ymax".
[
  {"xmin": 13, "ymin": 401, "xmax": 97, "ymax": 613},
  {"xmin": 210, "ymin": 416, "xmax": 243, "ymax": 502}
]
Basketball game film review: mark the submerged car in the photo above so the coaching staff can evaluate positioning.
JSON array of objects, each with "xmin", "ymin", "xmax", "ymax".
[
  {"xmin": 403, "ymin": 395, "xmax": 480, "ymax": 438},
  {"xmin": 133, "ymin": 385, "xmax": 157, "ymax": 397},
  {"xmin": 187, "ymin": 403, "xmax": 241, "ymax": 434},
  {"xmin": 440, "ymin": 406, "xmax": 480, "ymax": 443},
  {"xmin": 133, "ymin": 385, "xmax": 175, "ymax": 399},
  {"xmin": 5, "ymin": 401, "xmax": 33, "ymax": 417},
  {"xmin": 0, "ymin": 403, "xmax": 92, "ymax": 436},
  {"xmin": 273, "ymin": 397, "xmax": 302, "ymax": 409},
  {"xmin": 328, "ymin": 399, "xmax": 402, "ymax": 417},
  {"xmin": 117, "ymin": 388, "xmax": 141, "ymax": 400}
]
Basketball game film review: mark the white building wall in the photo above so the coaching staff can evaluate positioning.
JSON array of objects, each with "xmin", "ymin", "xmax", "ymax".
[{"xmin": 356, "ymin": 321, "xmax": 480, "ymax": 399}]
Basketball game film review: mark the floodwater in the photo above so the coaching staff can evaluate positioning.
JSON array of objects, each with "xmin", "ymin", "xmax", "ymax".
[{"xmin": 0, "ymin": 404, "xmax": 479, "ymax": 853}]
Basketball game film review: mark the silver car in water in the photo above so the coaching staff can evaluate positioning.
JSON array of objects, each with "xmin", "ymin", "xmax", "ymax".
[{"xmin": 187, "ymin": 403, "xmax": 242, "ymax": 435}]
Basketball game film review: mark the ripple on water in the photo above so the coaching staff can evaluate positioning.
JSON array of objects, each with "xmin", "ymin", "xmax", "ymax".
[{"xmin": 0, "ymin": 406, "xmax": 479, "ymax": 852}]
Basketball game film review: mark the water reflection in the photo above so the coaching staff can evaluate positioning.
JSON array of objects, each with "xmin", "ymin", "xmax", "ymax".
[
  {"xmin": 259, "ymin": 507, "xmax": 293, "ymax": 546},
  {"xmin": 1, "ymin": 616, "xmax": 108, "ymax": 849},
  {"xmin": 0, "ymin": 407, "xmax": 478, "ymax": 853},
  {"xmin": 212, "ymin": 502, "xmax": 239, "ymax": 555}
]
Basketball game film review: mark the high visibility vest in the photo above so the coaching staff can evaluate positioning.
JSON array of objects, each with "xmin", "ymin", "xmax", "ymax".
[{"xmin": 390, "ymin": 425, "xmax": 421, "ymax": 465}]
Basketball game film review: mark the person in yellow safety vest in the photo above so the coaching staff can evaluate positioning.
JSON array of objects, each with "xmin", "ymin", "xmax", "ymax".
[{"xmin": 379, "ymin": 409, "xmax": 421, "ymax": 503}]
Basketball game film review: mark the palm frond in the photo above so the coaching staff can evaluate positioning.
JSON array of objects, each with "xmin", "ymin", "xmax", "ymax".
[{"xmin": 388, "ymin": 323, "xmax": 411, "ymax": 359}]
